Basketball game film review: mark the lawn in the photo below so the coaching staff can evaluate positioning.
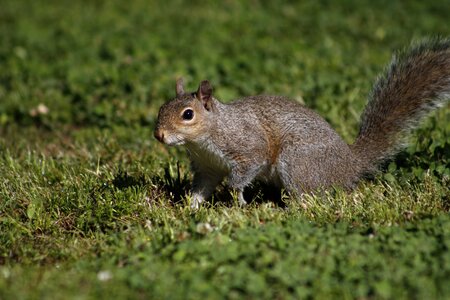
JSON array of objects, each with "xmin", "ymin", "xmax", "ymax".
[{"xmin": 0, "ymin": 0, "xmax": 449, "ymax": 299}]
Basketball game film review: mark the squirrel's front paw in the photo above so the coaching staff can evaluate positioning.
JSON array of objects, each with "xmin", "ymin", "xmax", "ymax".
[
  {"xmin": 237, "ymin": 192, "xmax": 247, "ymax": 206},
  {"xmin": 190, "ymin": 193, "xmax": 204, "ymax": 209}
]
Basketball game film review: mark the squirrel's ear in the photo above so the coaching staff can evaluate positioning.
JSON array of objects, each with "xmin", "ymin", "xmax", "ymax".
[
  {"xmin": 197, "ymin": 80, "xmax": 213, "ymax": 110},
  {"xmin": 176, "ymin": 78, "xmax": 185, "ymax": 97}
]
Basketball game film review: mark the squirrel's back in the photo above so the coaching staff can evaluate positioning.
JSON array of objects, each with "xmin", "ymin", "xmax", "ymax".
[{"xmin": 225, "ymin": 96, "xmax": 343, "ymax": 142}]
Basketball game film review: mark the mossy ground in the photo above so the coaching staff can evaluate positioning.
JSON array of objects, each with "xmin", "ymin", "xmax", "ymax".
[{"xmin": 0, "ymin": 1, "xmax": 449, "ymax": 299}]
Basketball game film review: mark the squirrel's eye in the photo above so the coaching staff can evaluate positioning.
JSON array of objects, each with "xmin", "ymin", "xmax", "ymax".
[{"xmin": 182, "ymin": 109, "xmax": 194, "ymax": 120}]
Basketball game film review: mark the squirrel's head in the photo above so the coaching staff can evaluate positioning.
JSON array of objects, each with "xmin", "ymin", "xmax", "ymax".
[{"xmin": 154, "ymin": 78, "xmax": 216, "ymax": 146}]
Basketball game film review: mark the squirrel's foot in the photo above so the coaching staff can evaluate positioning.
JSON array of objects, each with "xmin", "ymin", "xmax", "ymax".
[
  {"xmin": 190, "ymin": 193, "xmax": 204, "ymax": 209},
  {"xmin": 237, "ymin": 192, "xmax": 247, "ymax": 206}
]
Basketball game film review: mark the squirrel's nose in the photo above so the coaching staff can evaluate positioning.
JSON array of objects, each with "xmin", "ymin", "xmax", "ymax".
[{"xmin": 154, "ymin": 128, "xmax": 165, "ymax": 143}]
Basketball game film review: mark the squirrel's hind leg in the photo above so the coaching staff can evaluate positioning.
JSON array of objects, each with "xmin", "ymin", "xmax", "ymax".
[
  {"xmin": 276, "ymin": 141, "xmax": 358, "ymax": 194},
  {"xmin": 228, "ymin": 164, "xmax": 266, "ymax": 206}
]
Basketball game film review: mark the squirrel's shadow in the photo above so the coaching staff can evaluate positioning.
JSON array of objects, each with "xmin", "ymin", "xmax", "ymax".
[
  {"xmin": 210, "ymin": 182, "xmax": 285, "ymax": 207},
  {"xmin": 150, "ymin": 163, "xmax": 284, "ymax": 207},
  {"xmin": 149, "ymin": 163, "xmax": 191, "ymax": 204}
]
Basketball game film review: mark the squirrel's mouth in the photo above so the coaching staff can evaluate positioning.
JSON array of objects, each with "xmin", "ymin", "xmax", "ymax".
[
  {"xmin": 154, "ymin": 128, "xmax": 184, "ymax": 145},
  {"xmin": 165, "ymin": 138, "xmax": 185, "ymax": 146}
]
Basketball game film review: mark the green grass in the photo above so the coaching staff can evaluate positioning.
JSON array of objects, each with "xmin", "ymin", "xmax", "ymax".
[{"xmin": 1, "ymin": 0, "xmax": 449, "ymax": 299}]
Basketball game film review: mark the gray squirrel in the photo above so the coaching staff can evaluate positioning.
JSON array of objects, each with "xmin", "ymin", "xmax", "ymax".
[{"xmin": 154, "ymin": 38, "xmax": 450, "ymax": 208}]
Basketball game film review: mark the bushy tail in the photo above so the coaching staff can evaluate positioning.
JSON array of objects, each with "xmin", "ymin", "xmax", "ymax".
[{"xmin": 351, "ymin": 38, "xmax": 450, "ymax": 173}]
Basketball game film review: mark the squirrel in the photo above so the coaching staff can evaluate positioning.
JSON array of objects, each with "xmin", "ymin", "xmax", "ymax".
[{"xmin": 154, "ymin": 38, "xmax": 450, "ymax": 209}]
